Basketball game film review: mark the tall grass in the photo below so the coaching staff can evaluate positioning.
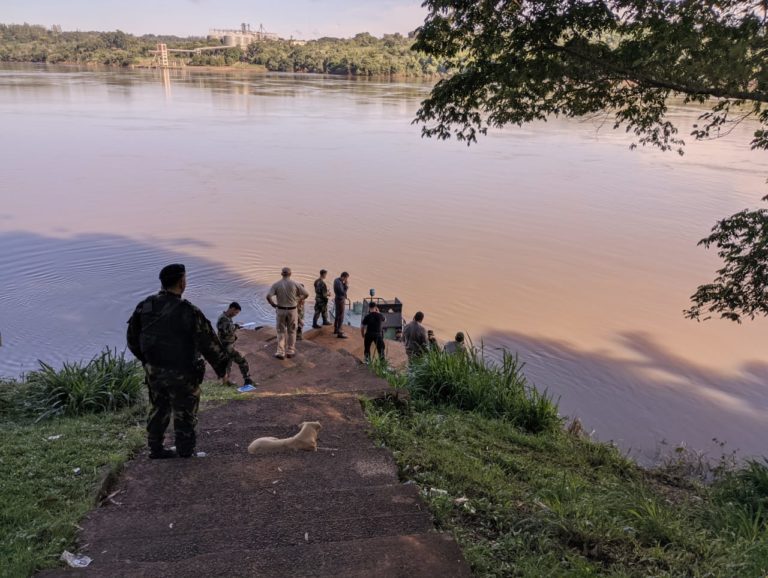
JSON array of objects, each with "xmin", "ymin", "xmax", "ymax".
[
  {"xmin": 406, "ymin": 345, "xmax": 561, "ymax": 434},
  {"xmin": 23, "ymin": 348, "xmax": 145, "ymax": 421}
]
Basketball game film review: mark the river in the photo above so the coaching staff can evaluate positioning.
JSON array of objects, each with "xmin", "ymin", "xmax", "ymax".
[{"xmin": 1, "ymin": 64, "xmax": 766, "ymax": 462}]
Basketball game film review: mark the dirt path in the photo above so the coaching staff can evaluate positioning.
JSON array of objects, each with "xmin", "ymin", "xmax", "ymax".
[{"xmin": 41, "ymin": 328, "xmax": 470, "ymax": 577}]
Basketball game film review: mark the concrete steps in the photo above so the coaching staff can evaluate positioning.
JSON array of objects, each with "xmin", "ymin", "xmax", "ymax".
[{"xmin": 39, "ymin": 331, "xmax": 470, "ymax": 577}]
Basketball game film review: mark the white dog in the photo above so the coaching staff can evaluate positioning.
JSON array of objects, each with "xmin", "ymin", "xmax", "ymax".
[{"xmin": 247, "ymin": 421, "xmax": 322, "ymax": 454}]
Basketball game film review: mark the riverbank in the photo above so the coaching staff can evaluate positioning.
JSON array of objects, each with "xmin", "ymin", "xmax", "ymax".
[{"xmin": 2, "ymin": 329, "xmax": 767, "ymax": 576}]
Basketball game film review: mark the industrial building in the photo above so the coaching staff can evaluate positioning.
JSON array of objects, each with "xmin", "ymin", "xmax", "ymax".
[{"xmin": 208, "ymin": 23, "xmax": 278, "ymax": 49}]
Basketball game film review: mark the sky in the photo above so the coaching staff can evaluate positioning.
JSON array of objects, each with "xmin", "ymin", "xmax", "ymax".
[{"xmin": 1, "ymin": 0, "xmax": 428, "ymax": 39}]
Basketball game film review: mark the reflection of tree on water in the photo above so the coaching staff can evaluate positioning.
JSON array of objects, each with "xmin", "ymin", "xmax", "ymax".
[
  {"xmin": 483, "ymin": 330, "xmax": 768, "ymax": 464},
  {"xmin": 0, "ymin": 231, "xmax": 269, "ymax": 379}
]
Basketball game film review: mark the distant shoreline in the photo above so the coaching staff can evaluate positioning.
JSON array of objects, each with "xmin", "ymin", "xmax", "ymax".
[{"xmin": 3, "ymin": 61, "xmax": 439, "ymax": 82}]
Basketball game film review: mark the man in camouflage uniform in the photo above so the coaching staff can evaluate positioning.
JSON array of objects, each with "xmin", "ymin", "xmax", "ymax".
[
  {"xmin": 296, "ymin": 285, "xmax": 307, "ymax": 341},
  {"xmin": 216, "ymin": 301, "xmax": 254, "ymax": 387},
  {"xmin": 127, "ymin": 264, "xmax": 228, "ymax": 459},
  {"xmin": 312, "ymin": 269, "xmax": 332, "ymax": 328}
]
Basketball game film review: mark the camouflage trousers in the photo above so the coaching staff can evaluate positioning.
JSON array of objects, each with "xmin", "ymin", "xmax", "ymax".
[
  {"xmin": 296, "ymin": 303, "xmax": 305, "ymax": 338},
  {"xmin": 145, "ymin": 365, "xmax": 201, "ymax": 455},
  {"xmin": 313, "ymin": 298, "xmax": 329, "ymax": 325},
  {"xmin": 223, "ymin": 343, "xmax": 251, "ymax": 382}
]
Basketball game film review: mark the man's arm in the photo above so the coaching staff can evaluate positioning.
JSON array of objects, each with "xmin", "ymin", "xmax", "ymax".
[
  {"xmin": 266, "ymin": 285, "xmax": 278, "ymax": 309},
  {"xmin": 360, "ymin": 319, "xmax": 367, "ymax": 339},
  {"xmin": 126, "ymin": 303, "xmax": 144, "ymax": 363},
  {"xmin": 194, "ymin": 311, "xmax": 229, "ymax": 378}
]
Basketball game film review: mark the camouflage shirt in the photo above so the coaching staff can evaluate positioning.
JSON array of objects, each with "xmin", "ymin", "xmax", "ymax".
[
  {"xmin": 217, "ymin": 312, "xmax": 238, "ymax": 345},
  {"xmin": 314, "ymin": 277, "xmax": 329, "ymax": 302},
  {"xmin": 127, "ymin": 291, "xmax": 228, "ymax": 378}
]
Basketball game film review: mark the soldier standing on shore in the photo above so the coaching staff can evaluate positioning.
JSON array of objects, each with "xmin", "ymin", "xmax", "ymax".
[
  {"xmin": 312, "ymin": 269, "xmax": 332, "ymax": 328},
  {"xmin": 360, "ymin": 301, "xmax": 386, "ymax": 362},
  {"xmin": 127, "ymin": 264, "xmax": 228, "ymax": 459},
  {"xmin": 266, "ymin": 267, "xmax": 309, "ymax": 359},
  {"xmin": 333, "ymin": 271, "xmax": 350, "ymax": 339},
  {"xmin": 296, "ymin": 284, "xmax": 307, "ymax": 341},
  {"xmin": 216, "ymin": 302, "xmax": 254, "ymax": 387}
]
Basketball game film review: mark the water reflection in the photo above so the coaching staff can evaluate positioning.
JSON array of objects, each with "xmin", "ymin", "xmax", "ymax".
[{"xmin": 0, "ymin": 231, "xmax": 268, "ymax": 377}]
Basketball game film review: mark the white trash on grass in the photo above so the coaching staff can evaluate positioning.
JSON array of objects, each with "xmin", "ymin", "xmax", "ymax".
[{"xmin": 60, "ymin": 551, "xmax": 92, "ymax": 568}]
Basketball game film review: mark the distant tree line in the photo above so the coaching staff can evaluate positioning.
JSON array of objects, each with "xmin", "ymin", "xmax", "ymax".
[
  {"xmin": 246, "ymin": 33, "xmax": 447, "ymax": 76},
  {"xmin": 0, "ymin": 24, "xmax": 447, "ymax": 77},
  {"xmin": 0, "ymin": 24, "xmax": 205, "ymax": 66}
]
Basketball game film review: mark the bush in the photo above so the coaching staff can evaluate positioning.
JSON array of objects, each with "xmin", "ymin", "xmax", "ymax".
[
  {"xmin": 24, "ymin": 348, "xmax": 145, "ymax": 421},
  {"xmin": 406, "ymin": 345, "xmax": 561, "ymax": 434}
]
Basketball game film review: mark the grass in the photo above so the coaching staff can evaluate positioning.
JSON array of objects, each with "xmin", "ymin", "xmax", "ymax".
[
  {"xmin": 1, "ymin": 349, "xmax": 145, "ymax": 422},
  {"xmin": 364, "ymin": 351, "xmax": 768, "ymax": 577},
  {"xmin": 0, "ymin": 409, "xmax": 146, "ymax": 577},
  {"xmin": 372, "ymin": 345, "xmax": 562, "ymax": 434},
  {"xmin": 0, "ymin": 352, "xmax": 247, "ymax": 577}
]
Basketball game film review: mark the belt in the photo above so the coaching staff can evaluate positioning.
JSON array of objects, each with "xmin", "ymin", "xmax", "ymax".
[{"xmin": 277, "ymin": 306, "xmax": 297, "ymax": 310}]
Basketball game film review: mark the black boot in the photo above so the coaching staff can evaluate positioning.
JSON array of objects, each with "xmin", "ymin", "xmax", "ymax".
[{"xmin": 149, "ymin": 447, "xmax": 177, "ymax": 459}]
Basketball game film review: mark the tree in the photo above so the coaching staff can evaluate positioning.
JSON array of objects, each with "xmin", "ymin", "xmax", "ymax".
[
  {"xmin": 414, "ymin": 0, "xmax": 768, "ymax": 321},
  {"xmin": 685, "ymin": 199, "xmax": 768, "ymax": 322}
]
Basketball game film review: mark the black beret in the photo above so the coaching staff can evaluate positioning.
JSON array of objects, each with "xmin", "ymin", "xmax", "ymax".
[{"xmin": 159, "ymin": 263, "xmax": 186, "ymax": 287}]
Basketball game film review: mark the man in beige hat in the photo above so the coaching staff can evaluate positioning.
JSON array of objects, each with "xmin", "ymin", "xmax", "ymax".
[{"xmin": 266, "ymin": 267, "xmax": 309, "ymax": 360}]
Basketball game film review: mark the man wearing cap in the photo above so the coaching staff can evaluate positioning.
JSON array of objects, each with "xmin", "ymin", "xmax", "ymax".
[
  {"xmin": 266, "ymin": 267, "xmax": 309, "ymax": 360},
  {"xmin": 333, "ymin": 271, "xmax": 350, "ymax": 339},
  {"xmin": 127, "ymin": 264, "xmax": 228, "ymax": 459},
  {"xmin": 312, "ymin": 269, "xmax": 332, "ymax": 328},
  {"xmin": 216, "ymin": 302, "xmax": 255, "ymax": 387}
]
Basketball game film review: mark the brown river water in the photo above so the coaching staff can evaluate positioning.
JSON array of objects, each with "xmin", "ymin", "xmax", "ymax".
[{"xmin": 1, "ymin": 65, "xmax": 766, "ymax": 462}]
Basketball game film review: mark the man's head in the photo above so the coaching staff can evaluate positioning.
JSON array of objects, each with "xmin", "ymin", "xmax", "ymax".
[
  {"xmin": 369, "ymin": 302, "xmax": 379, "ymax": 312},
  {"xmin": 455, "ymin": 331, "xmax": 465, "ymax": 343},
  {"xmin": 414, "ymin": 311, "xmax": 424, "ymax": 323},
  {"xmin": 281, "ymin": 267, "xmax": 292, "ymax": 278},
  {"xmin": 226, "ymin": 302, "xmax": 242, "ymax": 318},
  {"xmin": 320, "ymin": 269, "xmax": 327, "ymax": 279},
  {"xmin": 340, "ymin": 271, "xmax": 349, "ymax": 281},
  {"xmin": 159, "ymin": 264, "xmax": 186, "ymax": 294}
]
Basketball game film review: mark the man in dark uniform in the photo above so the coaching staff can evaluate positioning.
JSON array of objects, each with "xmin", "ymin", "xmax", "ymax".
[
  {"xmin": 360, "ymin": 301, "xmax": 386, "ymax": 362},
  {"xmin": 312, "ymin": 269, "xmax": 332, "ymax": 328},
  {"xmin": 333, "ymin": 271, "xmax": 350, "ymax": 339},
  {"xmin": 216, "ymin": 301, "xmax": 254, "ymax": 387},
  {"xmin": 127, "ymin": 264, "xmax": 228, "ymax": 459}
]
